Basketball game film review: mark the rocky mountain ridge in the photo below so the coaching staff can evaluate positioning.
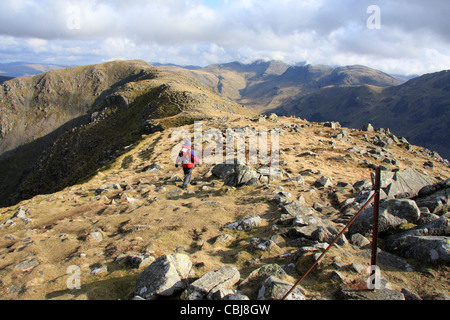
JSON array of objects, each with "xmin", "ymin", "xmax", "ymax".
[
  {"xmin": 0, "ymin": 60, "xmax": 448, "ymax": 301},
  {"xmin": 169, "ymin": 61, "xmax": 401, "ymax": 113},
  {"xmin": 0, "ymin": 60, "xmax": 253, "ymax": 207},
  {"xmin": 167, "ymin": 61, "xmax": 449, "ymax": 162},
  {"xmin": 0, "ymin": 112, "xmax": 449, "ymax": 300}
]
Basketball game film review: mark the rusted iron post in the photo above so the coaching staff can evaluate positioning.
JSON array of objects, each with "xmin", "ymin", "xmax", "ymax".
[
  {"xmin": 369, "ymin": 167, "xmax": 381, "ymax": 290},
  {"xmin": 280, "ymin": 192, "xmax": 377, "ymax": 300},
  {"xmin": 268, "ymin": 143, "xmax": 272, "ymax": 184}
]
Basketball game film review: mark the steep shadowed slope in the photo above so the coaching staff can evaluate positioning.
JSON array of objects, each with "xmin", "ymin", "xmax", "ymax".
[{"xmin": 0, "ymin": 60, "xmax": 253, "ymax": 207}]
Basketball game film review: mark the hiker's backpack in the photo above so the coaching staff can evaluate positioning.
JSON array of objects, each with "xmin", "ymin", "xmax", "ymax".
[{"xmin": 179, "ymin": 148, "xmax": 192, "ymax": 165}]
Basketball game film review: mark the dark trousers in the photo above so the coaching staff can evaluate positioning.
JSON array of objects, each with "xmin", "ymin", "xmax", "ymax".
[{"xmin": 183, "ymin": 167, "xmax": 194, "ymax": 188}]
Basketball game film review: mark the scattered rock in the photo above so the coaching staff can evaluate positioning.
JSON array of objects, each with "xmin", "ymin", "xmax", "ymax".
[
  {"xmin": 258, "ymin": 167, "xmax": 283, "ymax": 181},
  {"xmin": 324, "ymin": 121, "xmax": 340, "ymax": 129},
  {"xmin": 401, "ymin": 287, "xmax": 422, "ymax": 300},
  {"xmin": 339, "ymin": 287, "xmax": 405, "ymax": 300},
  {"xmin": 350, "ymin": 233, "xmax": 371, "ymax": 248},
  {"xmin": 88, "ymin": 231, "xmax": 104, "ymax": 242},
  {"xmin": 142, "ymin": 163, "xmax": 163, "ymax": 173},
  {"xmin": 212, "ymin": 233, "xmax": 235, "ymax": 245},
  {"xmin": 14, "ymin": 258, "xmax": 39, "ymax": 272},
  {"xmin": 248, "ymin": 238, "xmax": 279, "ymax": 252},
  {"xmin": 240, "ymin": 264, "xmax": 289, "ymax": 291},
  {"xmin": 181, "ymin": 266, "xmax": 240, "ymax": 300},
  {"xmin": 167, "ymin": 189, "xmax": 183, "ymax": 198},
  {"xmin": 11, "ymin": 207, "xmax": 28, "ymax": 219},
  {"xmin": 357, "ymin": 248, "xmax": 416, "ymax": 271},
  {"xmin": 414, "ymin": 185, "xmax": 450, "ymax": 214},
  {"xmin": 330, "ymin": 270, "xmax": 346, "ymax": 283},
  {"xmin": 89, "ymin": 263, "xmax": 108, "ymax": 275},
  {"xmin": 223, "ymin": 216, "xmax": 262, "ymax": 231},
  {"xmin": 8, "ymin": 285, "xmax": 26, "ymax": 295},
  {"xmin": 279, "ymin": 200, "xmax": 317, "ymax": 223},
  {"xmin": 269, "ymin": 191, "xmax": 292, "ymax": 205},
  {"xmin": 117, "ymin": 253, "xmax": 156, "ymax": 269},
  {"xmin": 224, "ymin": 166, "xmax": 260, "ymax": 187},
  {"xmin": 314, "ymin": 176, "xmax": 333, "ymax": 188},
  {"xmin": 361, "ymin": 123, "xmax": 374, "ymax": 132},
  {"xmin": 95, "ymin": 183, "xmax": 122, "ymax": 195},
  {"xmin": 258, "ymin": 276, "xmax": 306, "ymax": 300}
]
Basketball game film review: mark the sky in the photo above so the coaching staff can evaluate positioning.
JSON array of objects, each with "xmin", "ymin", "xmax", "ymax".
[{"xmin": 0, "ymin": 0, "xmax": 449, "ymax": 76}]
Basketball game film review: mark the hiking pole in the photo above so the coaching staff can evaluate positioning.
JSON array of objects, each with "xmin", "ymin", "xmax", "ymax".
[{"xmin": 280, "ymin": 191, "xmax": 377, "ymax": 300}]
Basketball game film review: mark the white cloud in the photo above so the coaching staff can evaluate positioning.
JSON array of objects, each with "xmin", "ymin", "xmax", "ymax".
[
  {"xmin": 0, "ymin": 0, "xmax": 449, "ymax": 75},
  {"xmin": 26, "ymin": 38, "xmax": 48, "ymax": 53}
]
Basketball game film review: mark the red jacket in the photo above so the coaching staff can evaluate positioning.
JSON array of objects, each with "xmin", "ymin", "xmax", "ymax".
[{"xmin": 176, "ymin": 145, "xmax": 200, "ymax": 169}]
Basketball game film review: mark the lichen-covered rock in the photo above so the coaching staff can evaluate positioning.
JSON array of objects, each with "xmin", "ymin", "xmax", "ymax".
[
  {"xmin": 349, "ymin": 199, "xmax": 421, "ymax": 236},
  {"xmin": 385, "ymin": 214, "xmax": 450, "ymax": 264},
  {"xmin": 224, "ymin": 216, "xmax": 262, "ymax": 231},
  {"xmin": 181, "ymin": 266, "xmax": 240, "ymax": 300},
  {"xmin": 135, "ymin": 253, "xmax": 192, "ymax": 300},
  {"xmin": 258, "ymin": 276, "xmax": 306, "ymax": 300},
  {"xmin": 211, "ymin": 162, "xmax": 261, "ymax": 187}
]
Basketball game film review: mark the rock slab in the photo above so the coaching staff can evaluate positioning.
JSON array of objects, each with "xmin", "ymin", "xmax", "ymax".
[{"xmin": 135, "ymin": 253, "xmax": 192, "ymax": 300}]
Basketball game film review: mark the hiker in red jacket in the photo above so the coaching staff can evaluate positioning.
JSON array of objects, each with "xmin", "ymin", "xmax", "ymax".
[{"xmin": 175, "ymin": 140, "xmax": 201, "ymax": 189}]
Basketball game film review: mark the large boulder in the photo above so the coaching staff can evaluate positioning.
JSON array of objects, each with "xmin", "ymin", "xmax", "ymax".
[
  {"xmin": 279, "ymin": 200, "xmax": 317, "ymax": 224},
  {"xmin": 385, "ymin": 236, "xmax": 450, "ymax": 264},
  {"xmin": 377, "ymin": 168, "xmax": 434, "ymax": 199},
  {"xmin": 211, "ymin": 163, "xmax": 239, "ymax": 179},
  {"xmin": 135, "ymin": 253, "xmax": 192, "ymax": 300},
  {"xmin": 385, "ymin": 214, "xmax": 450, "ymax": 264},
  {"xmin": 348, "ymin": 199, "xmax": 421, "ymax": 236},
  {"xmin": 224, "ymin": 165, "xmax": 260, "ymax": 187},
  {"xmin": 212, "ymin": 163, "xmax": 261, "ymax": 187},
  {"xmin": 414, "ymin": 181, "xmax": 450, "ymax": 214}
]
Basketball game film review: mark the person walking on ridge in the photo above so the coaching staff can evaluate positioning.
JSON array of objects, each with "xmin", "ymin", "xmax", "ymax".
[{"xmin": 175, "ymin": 140, "xmax": 201, "ymax": 189}]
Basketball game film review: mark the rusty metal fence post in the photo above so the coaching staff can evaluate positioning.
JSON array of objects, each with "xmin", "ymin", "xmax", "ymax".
[
  {"xmin": 268, "ymin": 144, "xmax": 272, "ymax": 184},
  {"xmin": 280, "ymin": 167, "xmax": 382, "ymax": 300},
  {"xmin": 369, "ymin": 166, "xmax": 381, "ymax": 290}
]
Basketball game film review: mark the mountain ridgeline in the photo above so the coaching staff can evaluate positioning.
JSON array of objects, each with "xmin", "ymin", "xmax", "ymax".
[
  {"xmin": 0, "ymin": 62, "xmax": 67, "ymax": 78},
  {"xmin": 0, "ymin": 76, "xmax": 13, "ymax": 85},
  {"xmin": 0, "ymin": 60, "xmax": 253, "ymax": 207},
  {"xmin": 0, "ymin": 59, "xmax": 449, "ymax": 207},
  {"xmin": 174, "ymin": 61, "xmax": 401, "ymax": 112},
  {"xmin": 169, "ymin": 61, "xmax": 449, "ymax": 161},
  {"xmin": 272, "ymin": 69, "xmax": 450, "ymax": 161}
]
